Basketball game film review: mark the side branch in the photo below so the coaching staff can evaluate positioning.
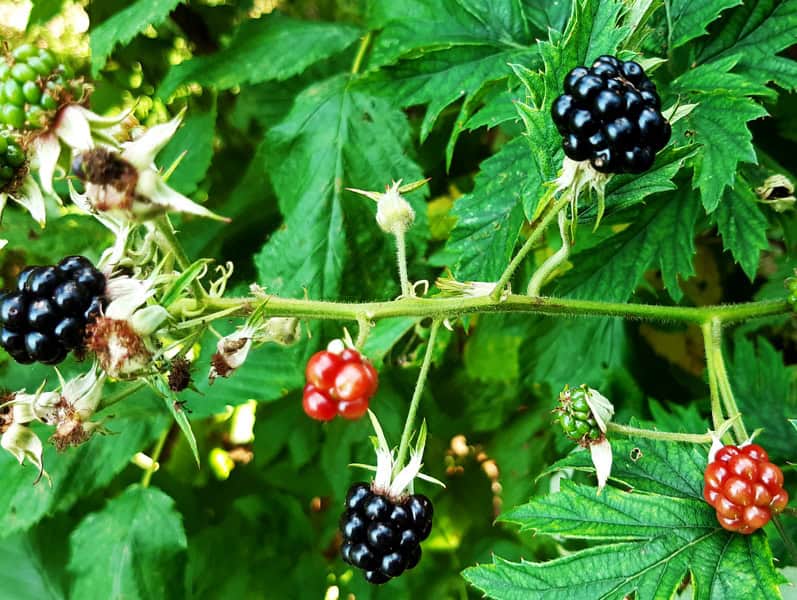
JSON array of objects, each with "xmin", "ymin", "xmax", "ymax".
[{"xmin": 170, "ymin": 294, "xmax": 790, "ymax": 326}]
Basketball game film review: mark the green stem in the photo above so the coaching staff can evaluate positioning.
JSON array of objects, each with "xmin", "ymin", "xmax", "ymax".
[
  {"xmin": 154, "ymin": 216, "xmax": 206, "ymax": 300},
  {"xmin": 701, "ymin": 321, "xmax": 724, "ymax": 432},
  {"xmin": 394, "ymin": 229, "xmax": 413, "ymax": 297},
  {"xmin": 350, "ymin": 32, "xmax": 372, "ymax": 75},
  {"xmin": 141, "ymin": 425, "xmax": 171, "ymax": 488},
  {"xmin": 394, "ymin": 320, "xmax": 440, "ymax": 476},
  {"xmin": 98, "ymin": 380, "xmax": 147, "ymax": 411},
  {"xmin": 709, "ymin": 318, "xmax": 749, "ymax": 441},
  {"xmin": 490, "ymin": 194, "xmax": 571, "ymax": 301},
  {"xmin": 606, "ymin": 416, "xmax": 736, "ymax": 444},
  {"xmin": 527, "ymin": 209, "xmax": 571, "ymax": 296},
  {"xmin": 170, "ymin": 294, "xmax": 790, "ymax": 327},
  {"xmin": 355, "ymin": 315, "xmax": 372, "ymax": 349}
]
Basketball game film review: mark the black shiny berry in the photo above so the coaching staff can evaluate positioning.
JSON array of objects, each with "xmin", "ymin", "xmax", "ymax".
[
  {"xmin": 339, "ymin": 483, "xmax": 434, "ymax": 585},
  {"xmin": 550, "ymin": 55, "xmax": 670, "ymax": 174},
  {"xmin": 381, "ymin": 552, "xmax": 406, "ymax": 577},
  {"xmin": 0, "ymin": 292, "xmax": 28, "ymax": 331},
  {"xmin": 346, "ymin": 483, "xmax": 372, "ymax": 511},
  {"xmin": 0, "ymin": 255, "xmax": 106, "ymax": 365}
]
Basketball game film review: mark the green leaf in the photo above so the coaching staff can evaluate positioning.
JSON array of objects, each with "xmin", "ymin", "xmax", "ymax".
[
  {"xmin": 696, "ymin": 0, "xmax": 797, "ymax": 89},
  {"xmin": 522, "ymin": 0, "xmax": 573, "ymax": 33},
  {"xmin": 364, "ymin": 0, "xmax": 533, "ymax": 156},
  {"xmin": 254, "ymin": 74, "xmax": 427, "ymax": 300},
  {"xmin": 0, "ymin": 392, "xmax": 166, "ymax": 536},
  {"xmin": 558, "ymin": 190, "xmax": 701, "ymax": 302},
  {"xmin": 68, "ymin": 485, "xmax": 187, "ymax": 599},
  {"xmin": 668, "ymin": 0, "xmax": 742, "ymax": 48},
  {"xmin": 440, "ymin": 138, "xmax": 529, "ymax": 281},
  {"xmin": 712, "ymin": 179, "xmax": 770, "ymax": 279},
  {"xmin": 361, "ymin": 317, "xmax": 418, "ymax": 365},
  {"xmin": 728, "ymin": 336, "xmax": 797, "ymax": 463},
  {"xmin": 158, "ymin": 14, "xmax": 360, "ymax": 98},
  {"xmin": 90, "ymin": 0, "xmax": 185, "ymax": 75},
  {"xmin": 157, "ymin": 103, "xmax": 217, "ymax": 196},
  {"xmin": 670, "ymin": 59, "xmax": 770, "ymax": 211},
  {"xmin": 0, "ymin": 530, "xmax": 65, "ymax": 600},
  {"xmin": 27, "ymin": 0, "xmax": 65, "ymax": 27},
  {"xmin": 464, "ymin": 438, "xmax": 786, "ymax": 600}
]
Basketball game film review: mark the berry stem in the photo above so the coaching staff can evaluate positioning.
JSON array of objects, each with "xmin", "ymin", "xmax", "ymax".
[
  {"xmin": 350, "ymin": 31, "xmax": 372, "ymax": 75},
  {"xmin": 99, "ymin": 380, "xmax": 147, "ymax": 410},
  {"xmin": 708, "ymin": 317, "xmax": 749, "ymax": 441},
  {"xmin": 527, "ymin": 209, "xmax": 571, "ymax": 296},
  {"xmin": 174, "ymin": 293, "xmax": 790, "ymax": 326},
  {"xmin": 490, "ymin": 194, "xmax": 571, "ymax": 302},
  {"xmin": 606, "ymin": 416, "xmax": 737, "ymax": 444},
  {"xmin": 393, "ymin": 319, "xmax": 440, "ymax": 478},
  {"xmin": 701, "ymin": 321, "xmax": 725, "ymax": 433},
  {"xmin": 355, "ymin": 315, "xmax": 372, "ymax": 349},
  {"xmin": 153, "ymin": 216, "xmax": 206, "ymax": 300},
  {"xmin": 394, "ymin": 228, "xmax": 413, "ymax": 298},
  {"xmin": 141, "ymin": 424, "xmax": 171, "ymax": 488}
]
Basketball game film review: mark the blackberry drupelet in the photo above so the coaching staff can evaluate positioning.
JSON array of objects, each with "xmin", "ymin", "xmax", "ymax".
[
  {"xmin": 551, "ymin": 55, "xmax": 671, "ymax": 174},
  {"xmin": 340, "ymin": 482, "xmax": 433, "ymax": 584},
  {"xmin": 0, "ymin": 255, "xmax": 107, "ymax": 365}
]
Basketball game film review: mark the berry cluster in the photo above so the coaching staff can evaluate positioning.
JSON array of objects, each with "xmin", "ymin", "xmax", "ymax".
[
  {"xmin": 0, "ymin": 256, "xmax": 107, "ymax": 365},
  {"xmin": 0, "ymin": 131, "xmax": 24, "ymax": 189},
  {"xmin": 340, "ymin": 482, "xmax": 433, "ymax": 584},
  {"xmin": 303, "ymin": 345, "xmax": 378, "ymax": 421},
  {"xmin": 703, "ymin": 444, "xmax": 789, "ymax": 534},
  {"xmin": 551, "ymin": 55, "xmax": 671, "ymax": 174},
  {"xmin": 556, "ymin": 385, "xmax": 602, "ymax": 444},
  {"xmin": 0, "ymin": 44, "xmax": 76, "ymax": 130}
]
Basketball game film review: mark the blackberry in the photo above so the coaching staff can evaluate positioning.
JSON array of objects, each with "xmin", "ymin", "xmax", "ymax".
[
  {"xmin": 0, "ymin": 44, "xmax": 81, "ymax": 131},
  {"xmin": 0, "ymin": 131, "xmax": 25, "ymax": 190},
  {"xmin": 0, "ymin": 256, "xmax": 107, "ymax": 365},
  {"xmin": 551, "ymin": 55, "xmax": 671, "ymax": 174},
  {"xmin": 340, "ymin": 482, "xmax": 433, "ymax": 585}
]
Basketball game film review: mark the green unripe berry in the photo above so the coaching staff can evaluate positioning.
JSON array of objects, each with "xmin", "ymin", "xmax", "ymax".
[
  {"xmin": 11, "ymin": 63, "xmax": 37, "ymax": 83},
  {"xmin": 0, "ymin": 63, "xmax": 9, "ymax": 79},
  {"xmin": 3, "ymin": 80, "xmax": 24, "ymax": 106},
  {"xmin": 26, "ymin": 57, "xmax": 51, "ymax": 77},
  {"xmin": 38, "ymin": 49, "xmax": 56, "ymax": 68},
  {"xmin": 40, "ymin": 93, "xmax": 58, "ymax": 111},
  {"xmin": 5, "ymin": 143, "xmax": 25, "ymax": 167},
  {"xmin": 25, "ymin": 106, "xmax": 46, "ymax": 129},
  {"xmin": 1, "ymin": 105, "xmax": 25, "ymax": 129},
  {"xmin": 556, "ymin": 384, "xmax": 604, "ymax": 444},
  {"xmin": 22, "ymin": 80, "xmax": 41, "ymax": 104},
  {"xmin": 12, "ymin": 44, "xmax": 37, "ymax": 61},
  {"xmin": 0, "ymin": 165, "xmax": 13, "ymax": 181}
]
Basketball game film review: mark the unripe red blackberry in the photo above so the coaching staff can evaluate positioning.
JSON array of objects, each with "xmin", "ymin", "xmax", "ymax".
[
  {"xmin": 340, "ymin": 482, "xmax": 433, "ymax": 584},
  {"xmin": 551, "ymin": 55, "xmax": 671, "ymax": 174},
  {"xmin": 703, "ymin": 444, "xmax": 789, "ymax": 534},
  {"xmin": 0, "ymin": 256, "xmax": 107, "ymax": 365}
]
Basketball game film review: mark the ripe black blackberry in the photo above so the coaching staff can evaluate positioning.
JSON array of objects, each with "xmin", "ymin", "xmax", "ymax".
[
  {"xmin": 551, "ymin": 55, "xmax": 671, "ymax": 174},
  {"xmin": 0, "ymin": 256, "xmax": 107, "ymax": 365},
  {"xmin": 340, "ymin": 482, "xmax": 433, "ymax": 585}
]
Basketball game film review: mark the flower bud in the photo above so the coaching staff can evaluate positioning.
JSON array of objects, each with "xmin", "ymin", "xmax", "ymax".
[
  {"xmin": 262, "ymin": 317, "xmax": 301, "ymax": 346},
  {"xmin": 375, "ymin": 183, "xmax": 415, "ymax": 235},
  {"xmin": 1, "ymin": 423, "xmax": 47, "ymax": 482}
]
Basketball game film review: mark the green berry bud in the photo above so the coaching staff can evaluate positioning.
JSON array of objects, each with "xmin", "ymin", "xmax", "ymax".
[
  {"xmin": 5, "ymin": 143, "xmax": 25, "ymax": 167},
  {"xmin": 12, "ymin": 44, "xmax": 37, "ymax": 61},
  {"xmin": 1, "ymin": 105, "xmax": 25, "ymax": 129},
  {"xmin": 4, "ymin": 80, "xmax": 24, "ymax": 106},
  {"xmin": 22, "ymin": 80, "xmax": 41, "ymax": 104},
  {"xmin": 40, "ymin": 93, "xmax": 58, "ymax": 111},
  {"xmin": 11, "ymin": 63, "xmax": 37, "ymax": 83}
]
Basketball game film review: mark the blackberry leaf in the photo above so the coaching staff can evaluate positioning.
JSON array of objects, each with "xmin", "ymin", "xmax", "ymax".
[
  {"xmin": 68, "ymin": 485, "xmax": 187, "ymax": 599},
  {"xmin": 157, "ymin": 15, "xmax": 361, "ymax": 99},
  {"xmin": 438, "ymin": 137, "xmax": 529, "ymax": 281},
  {"xmin": 696, "ymin": 0, "xmax": 797, "ymax": 90},
  {"xmin": 668, "ymin": 0, "xmax": 742, "ymax": 49},
  {"xmin": 254, "ymin": 74, "xmax": 427, "ymax": 300},
  {"xmin": 712, "ymin": 177, "xmax": 769, "ymax": 279},
  {"xmin": 90, "ymin": 0, "xmax": 185, "ymax": 75}
]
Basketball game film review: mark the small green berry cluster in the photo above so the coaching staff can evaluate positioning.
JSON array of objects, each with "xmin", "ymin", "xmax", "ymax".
[
  {"xmin": 555, "ymin": 385, "xmax": 602, "ymax": 444},
  {"xmin": 787, "ymin": 271, "xmax": 797, "ymax": 309},
  {"xmin": 0, "ymin": 130, "xmax": 25, "ymax": 189},
  {"xmin": 0, "ymin": 44, "xmax": 78, "ymax": 131}
]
